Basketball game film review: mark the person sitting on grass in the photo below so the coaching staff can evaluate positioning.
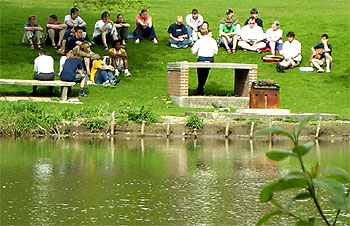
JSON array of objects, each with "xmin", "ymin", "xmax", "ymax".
[
  {"xmin": 58, "ymin": 7, "xmax": 88, "ymax": 54},
  {"xmin": 60, "ymin": 50, "xmax": 87, "ymax": 97},
  {"xmin": 114, "ymin": 14, "xmax": 130, "ymax": 46},
  {"xmin": 198, "ymin": 21, "xmax": 212, "ymax": 38},
  {"xmin": 310, "ymin": 34, "xmax": 333, "ymax": 73},
  {"xmin": 276, "ymin": 31, "xmax": 302, "ymax": 73},
  {"xmin": 90, "ymin": 56, "xmax": 120, "ymax": 86},
  {"xmin": 221, "ymin": 9, "xmax": 240, "ymax": 31},
  {"xmin": 265, "ymin": 21, "xmax": 283, "ymax": 55},
  {"xmin": 218, "ymin": 18, "xmax": 238, "ymax": 54},
  {"xmin": 108, "ymin": 40, "xmax": 131, "ymax": 77},
  {"xmin": 238, "ymin": 17, "xmax": 266, "ymax": 53},
  {"xmin": 32, "ymin": 50, "xmax": 54, "ymax": 95},
  {"xmin": 133, "ymin": 9, "xmax": 158, "ymax": 44},
  {"xmin": 45, "ymin": 14, "xmax": 67, "ymax": 49},
  {"xmin": 244, "ymin": 8, "xmax": 263, "ymax": 28},
  {"xmin": 22, "ymin": 15, "xmax": 43, "ymax": 50},
  {"xmin": 92, "ymin": 11, "xmax": 118, "ymax": 51},
  {"xmin": 167, "ymin": 16, "xmax": 191, "ymax": 49},
  {"xmin": 185, "ymin": 9, "xmax": 203, "ymax": 42}
]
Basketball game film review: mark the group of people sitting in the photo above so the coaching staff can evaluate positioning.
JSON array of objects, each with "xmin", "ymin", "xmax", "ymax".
[
  {"xmin": 23, "ymin": 8, "xmax": 141, "ymax": 97},
  {"xmin": 167, "ymin": 8, "xmax": 333, "ymax": 73},
  {"xmin": 24, "ymin": 7, "xmax": 333, "ymax": 97}
]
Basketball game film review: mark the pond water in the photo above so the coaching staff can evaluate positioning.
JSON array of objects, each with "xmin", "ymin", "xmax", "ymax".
[{"xmin": 1, "ymin": 137, "xmax": 349, "ymax": 225}]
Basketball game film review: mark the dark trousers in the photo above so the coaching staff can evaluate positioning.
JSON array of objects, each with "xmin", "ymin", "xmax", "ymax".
[
  {"xmin": 196, "ymin": 57, "xmax": 214, "ymax": 95},
  {"xmin": 32, "ymin": 72, "xmax": 54, "ymax": 95},
  {"xmin": 133, "ymin": 24, "xmax": 156, "ymax": 39},
  {"xmin": 117, "ymin": 27, "xmax": 128, "ymax": 41}
]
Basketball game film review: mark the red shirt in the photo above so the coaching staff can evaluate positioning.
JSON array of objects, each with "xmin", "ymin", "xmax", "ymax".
[
  {"xmin": 46, "ymin": 21, "xmax": 64, "ymax": 33},
  {"xmin": 135, "ymin": 14, "xmax": 152, "ymax": 27}
]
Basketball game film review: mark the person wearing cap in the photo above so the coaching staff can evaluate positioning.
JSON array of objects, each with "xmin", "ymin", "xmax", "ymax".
[
  {"xmin": 191, "ymin": 28, "xmax": 218, "ymax": 95},
  {"xmin": 276, "ymin": 31, "xmax": 302, "ymax": 72},
  {"xmin": 244, "ymin": 8, "xmax": 263, "ymax": 28},
  {"xmin": 218, "ymin": 18, "xmax": 238, "ymax": 54},
  {"xmin": 167, "ymin": 16, "xmax": 191, "ymax": 48},
  {"xmin": 221, "ymin": 9, "xmax": 240, "ymax": 31},
  {"xmin": 238, "ymin": 17, "xmax": 266, "ymax": 53},
  {"xmin": 186, "ymin": 9, "xmax": 204, "ymax": 42},
  {"xmin": 45, "ymin": 14, "xmax": 67, "ymax": 49},
  {"xmin": 265, "ymin": 21, "xmax": 283, "ymax": 55}
]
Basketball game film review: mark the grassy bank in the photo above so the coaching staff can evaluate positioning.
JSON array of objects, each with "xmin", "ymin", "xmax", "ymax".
[{"xmin": 0, "ymin": 0, "xmax": 349, "ymax": 116}]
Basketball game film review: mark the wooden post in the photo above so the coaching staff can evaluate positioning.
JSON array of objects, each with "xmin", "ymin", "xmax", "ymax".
[
  {"xmin": 111, "ymin": 111, "xmax": 115, "ymax": 135},
  {"xmin": 193, "ymin": 128, "xmax": 197, "ymax": 139},
  {"xmin": 315, "ymin": 116, "xmax": 322, "ymax": 139},
  {"xmin": 141, "ymin": 121, "xmax": 145, "ymax": 136},
  {"xmin": 166, "ymin": 124, "xmax": 170, "ymax": 137},
  {"xmin": 225, "ymin": 120, "xmax": 230, "ymax": 138},
  {"xmin": 249, "ymin": 121, "xmax": 255, "ymax": 139}
]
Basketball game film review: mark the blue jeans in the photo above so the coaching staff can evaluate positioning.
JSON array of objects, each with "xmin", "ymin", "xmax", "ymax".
[
  {"xmin": 168, "ymin": 38, "xmax": 192, "ymax": 48},
  {"xmin": 95, "ymin": 70, "xmax": 115, "ymax": 84}
]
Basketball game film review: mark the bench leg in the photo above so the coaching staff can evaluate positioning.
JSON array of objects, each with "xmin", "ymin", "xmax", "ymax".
[
  {"xmin": 49, "ymin": 86, "xmax": 53, "ymax": 96},
  {"xmin": 61, "ymin": 86, "xmax": 68, "ymax": 101},
  {"xmin": 32, "ymin": 86, "xmax": 37, "ymax": 95}
]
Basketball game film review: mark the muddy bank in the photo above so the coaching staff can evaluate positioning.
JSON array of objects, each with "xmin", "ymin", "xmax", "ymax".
[{"xmin": 3, "ymin": 116, "xmax": 349, "ymax": 140}]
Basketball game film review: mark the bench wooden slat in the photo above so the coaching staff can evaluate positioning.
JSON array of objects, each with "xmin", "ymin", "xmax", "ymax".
[
  {"xmin": 0, "ymin": 79, "xmax": 76, "ymax": 87},
  {"xmin": 167, "ymin": 62, "xmax": 258, "ymax": 70}
]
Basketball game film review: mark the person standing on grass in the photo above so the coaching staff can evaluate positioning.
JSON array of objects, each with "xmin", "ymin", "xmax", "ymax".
[
  {"xmin": 185, "ymin": 9, "xmax": 203, "ymax": 42},
  {"xmin": 244, "ymin": 8, "xmax": 263, "ymax": 28},
  {"xmin": 60, "ymin": 50, "xmax": 87, "ymax": 97},
  {"xmin": 238, "ymin": 17, "xmax": 266, "ymax": 53},
  {"xmin": 45, "ymin": 14, "xmax": 67, "ymax": 49},
  {"xmin": 23, "ymin": 16, "xmax": 43, "ymax": 50},
  {"xmin": 108, "ymin": 40, "xmax": 131, "ymax": 77},
  {"xmin": 218, "ymin": 18, "xmax": 238, "ymax": 54},
  {"xmin": 265, "ymin": 21, "xmax": 283, "ymax": 55},
  {"xmin": 310, "ymin": 34, "xmax": 333, "ymax": 73},
  {"xmin": 133, "ymin": 9, "xmax": 158, "ymax": 44},
  {"xmin": 32, "ymin": 50, "xmax": 54, "ymax": 95},
  {"xmin": 92, "ymin": 11, "xmax": 118, "ymax": 51},
  {"xmin": 114, "ymin": 14, "xmax": 130, "ymax": 46},
  {"xmin": 276, "ymin": 31, "xmax": 302, "ymax": 72},
  {"xmin": 191, "ymin": 28, "xmax": 218, "ymax": 95},
  {"xmin": 167, "ymin": 16, "xmax": 191, "ymax": 49}
]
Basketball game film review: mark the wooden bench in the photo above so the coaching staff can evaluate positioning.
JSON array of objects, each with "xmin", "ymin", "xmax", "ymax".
[{"xmin": 0, "ymin": 79, "xmax": 76, "ymax": 101}]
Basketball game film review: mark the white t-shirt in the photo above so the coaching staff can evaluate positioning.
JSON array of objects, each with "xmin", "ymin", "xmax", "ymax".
[
  {"xmin": 239, "ymin": 24, "xmax": 265, "ymax": 41},
  {"xmin": 281, "ymin": 39, "xmax": 302, "ymax": 62},
  {"xmin": 64, "ymin": 15, "xmax": 85, "ymax": 28},
  {"xmin": 265, "ymin": 28, "xmax": 283, "ymax": 43},
  {"xmin": 92, "ymin": 20, "xmax": 113, "ymax": 38},
  {"xmin": 191, "ymin": 35, "xmax": 218, "ymax": 57},
  {"xmin": 34, "ymin": 55, "xmax": 54, "ymax": 74},
  {"xmin": 185, "ymin": 14, "xmax": 203, "ymax": 30},
  {"xmin": 58, "ymin": 56, "xmax": 67, "ymax": 76}
]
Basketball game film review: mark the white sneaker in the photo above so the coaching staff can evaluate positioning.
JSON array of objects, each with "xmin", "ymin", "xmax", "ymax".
[
  {"xmin": 152, "ymin": 38, "xmax": 158, "ymax": 44},
  {"xmin": 86, "ymin": 80, "xmax": 93, "ymax": 86},
  {"xmin": 170, "ymin": 44, "xmax": 177, "ymax": 48},
  {"xmin": 135, "ymin": 39, "xmax": 140, "ymax": 44},
  {"xmin": 125, "ymin": 71, "xmax": 131, "ymax": 77},
  {"xmin": 114, "ymin": 70, "xmax": 120, "ymax": 77}
]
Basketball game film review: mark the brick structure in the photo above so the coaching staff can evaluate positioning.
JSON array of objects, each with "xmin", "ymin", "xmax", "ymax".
[{"xmin": 167, "ymin": 62, "xmax": 258, "ymax": 97}]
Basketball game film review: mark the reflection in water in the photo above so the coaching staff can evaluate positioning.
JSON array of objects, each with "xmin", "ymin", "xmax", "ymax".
[
  {"xmin": 30, "ymin": 158, "xmax": 54, "ymax": 225},
  {"xmin": 0, "ymin": 137, "xmax": 349, "ymax": 225}
]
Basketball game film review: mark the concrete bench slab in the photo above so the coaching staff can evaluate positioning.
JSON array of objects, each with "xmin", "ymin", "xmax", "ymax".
[{"xmin": 0, "ymin": 79, "xmax": 76, "ymax": 101}]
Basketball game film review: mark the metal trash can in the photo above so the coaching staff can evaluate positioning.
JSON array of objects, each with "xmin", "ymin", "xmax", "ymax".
[{"xmin": 249, "ymin": 80, "xmax": 280, "ymax": 109}]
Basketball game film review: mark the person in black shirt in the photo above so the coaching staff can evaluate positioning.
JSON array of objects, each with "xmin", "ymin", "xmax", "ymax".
[
  {"xmin": 168, "ymin": 16, "xmax": 192, "ymax": 49},
  {"xmin": 310, "ymin": 34, "xmax": 333, "ymax": 73},
  {"xmin": 244, "ymin": 8, "xmax": 263, "ymax": 28}
]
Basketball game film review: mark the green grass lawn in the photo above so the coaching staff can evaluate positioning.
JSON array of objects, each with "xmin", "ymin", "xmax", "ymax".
[{"xmin": 0, "ymin": 0, "xmax": 349, "ymax": 116}]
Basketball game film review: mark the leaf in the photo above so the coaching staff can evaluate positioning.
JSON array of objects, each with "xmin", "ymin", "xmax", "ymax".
[
  {"xmin": 254, "ymin": 127, "xmax": 294, "ymax": 141},
  {"xmin": 329, "ymin": 196, "xmax": 350, "ymax": 210},
  {"xmin": 256, "ymin": 210, "xmax": 283, "ymax": 226},
  {"xmin": 326, "ymin": 167, "xmax": 350, "ymax": 184},
  {"xmin": 266, "ymin": 149, "xmax": 296, "ymax": 161},
  {"xmin": 296, "ymin": 220, "xmax": 314, "ymax": 226},
  {"xmin": 260, "ymin": 171, "xmax": 308, "ymax": 202},
  {"xmin": 314, "ymin": 178, "xmax": 347, "ymax": 209},
  {"xmin": 309, "ymin": 163, "xmax": 320, "ymax": 179},
  {"xmin": 294, "ymin": 114, "xmax": 318, "ymax": 140},
  {"xmin": 286, "ymin": 192, "xmax": 312, "ymax": 208},
  {"xmin": 270, "ymin": 198, "xmax": 283, "ymax": 209},
  {"xmin": 308, "ymin": 216, "xmax": 316, "ymax": 225},
  {"xmin": 292, "ymin": 144, "xmax": 311, "ymax": 156}
]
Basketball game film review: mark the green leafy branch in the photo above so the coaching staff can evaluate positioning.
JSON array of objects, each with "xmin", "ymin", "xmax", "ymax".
[{"xmin": 255, "ymin": 114, "xmax": 350, "ymax": 226}]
